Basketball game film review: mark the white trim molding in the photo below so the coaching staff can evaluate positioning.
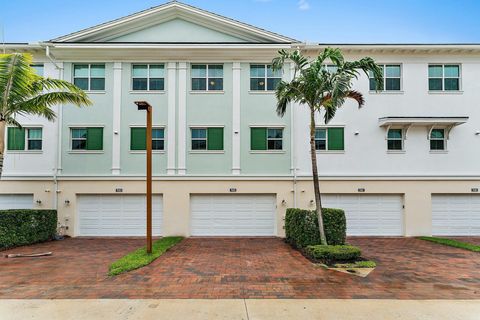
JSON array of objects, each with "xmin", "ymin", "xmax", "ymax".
[
  {"xmin": 232, "ymin": 62, "xmax": 241, "ymax": 175},
  {"xmin": 111, "ymin": 62, "xmax": 122, "ymax": 175},
  {"xmin": 167, "ymin": 62, "xmax": 177, "ymax": 175},
  {"xmin": 177, "ymin": 62, "xmax": 187, "ymax": 175}
]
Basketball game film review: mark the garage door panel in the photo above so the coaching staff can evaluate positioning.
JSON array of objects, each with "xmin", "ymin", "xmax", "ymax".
[
  {"xmin": 323, "ymin": 194, "xmax": 403, "ymax": 236},
  {"xmin": 0, "ymin": 194, "xmax": 34, "ymax": 210},
  {"xmin": 78, "ymin": 195, "xmax": 162, "ymax": 236},
  {"xmin": 432, "ymin": 195, "xmax": 480, "ymax": 236},
  {"xmin": 191, "ymin": 195, "xmax": 275, "ymax": 236}
]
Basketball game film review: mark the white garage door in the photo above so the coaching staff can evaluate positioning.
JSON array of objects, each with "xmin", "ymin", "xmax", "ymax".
[
  {"xmin": 323, "ymin": 194, "xmax": 404, "ymax": 236},
  {"xmin": 78, "ymin": 194, "xmax": 163, "ymax": 236},
  {"xmin": 432, "ymin": 195, "xmax": 480, "ymax": 236},
  {"xmin": 0, "ymin": 194, "xmax": 33, "ymax": 209},
  {"xmin": 190, "ymin": 195, "xmax": 276, "ymax": 236}
]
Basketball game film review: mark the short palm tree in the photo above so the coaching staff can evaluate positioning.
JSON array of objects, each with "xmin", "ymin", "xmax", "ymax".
[
  {"xmin": 0, "ymin": 53, "xmax": 91, "ymax": 177},
  {"xmin": 272, "ymin": 48, "xmax": 383, "ymax": 245}
]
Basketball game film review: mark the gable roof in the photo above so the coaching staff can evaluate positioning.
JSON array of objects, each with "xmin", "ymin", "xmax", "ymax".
[{"xmin": 51, "ymin": 1, "xmax": 298, "ymax": 44}]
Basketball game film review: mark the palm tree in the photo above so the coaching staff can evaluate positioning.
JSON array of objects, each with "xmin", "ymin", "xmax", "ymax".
[
  {"xmin": 272, "ymin": 48, "xmax": 383, "ymax": 245},
  {"xmin": 0, "ymin": 53, "xmax": 91, "ymax": 177}
]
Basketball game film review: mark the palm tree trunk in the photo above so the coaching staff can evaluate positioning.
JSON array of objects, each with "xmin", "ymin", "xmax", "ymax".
[
  {"xmin": 0, "ymin": 120, "xmax": 5, "ymax": 178},
  {"xmin": 309, "ymin": 106, "xmax": 328, "ymax": 245}
]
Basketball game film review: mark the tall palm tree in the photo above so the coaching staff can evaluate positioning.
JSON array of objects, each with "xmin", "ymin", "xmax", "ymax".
[
  {"xmin": 272, "ymin": 48, "xmax": 383, "ymax": 245},
  {"xmin": 0, "ymin": 53, "xmax": 91, "ymax": 177}
]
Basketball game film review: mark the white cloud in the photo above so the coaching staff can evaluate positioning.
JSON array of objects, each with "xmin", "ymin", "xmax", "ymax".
[{"xmin": 298, "ymin": 0, "xmax": 310, "ymax": 10}]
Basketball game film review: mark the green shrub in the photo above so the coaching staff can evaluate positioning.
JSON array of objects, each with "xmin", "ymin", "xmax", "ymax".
[
  {"xmin": 285, "ymin": 208, "xmax": 346, "ymax": 247},
  {"xmin": 0, "ymin": 209, "xmax": 57, "ymax": 250},
  {"xmin": 305, "ymin": 245, "xmax": 361, "ymax": 264}
]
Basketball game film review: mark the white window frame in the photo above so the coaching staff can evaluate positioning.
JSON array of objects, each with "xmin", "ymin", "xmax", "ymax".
[
  {"xmin": 369, "ymin": 64, "xmax": 402, "ymax": 91},
  {"xmin": 26, "ymin": 128, "xmax": 43, "ymax": 151},
  {"xmin": 70, "ymin": 127, "xmax": 88, "ymax": 151},
  {"xmin": 72, "ymin": 63, "xmax": 106, "ymax": 91},
  {"xmin": 266, "ymin": 128, "xmax": 283, "ymax": 150},
  {"xmin": 314, "ymin": 128, "xmax": 328, "ymax": 151},
  {"xmin": 429, "ymin": 128, "xmax": 447, "ymax": 151},
  {"xmin": 131, "ymin": 64, "xmax": 165, "ymax": 91},
  {"xmin": 387, "ymin": 128, "xmax": 404, "ymax": 151},
  {"xmin": 190, "ymin": 64, "xmax": 223, "ymax": 91},
  {"xmin": 428, "ymin": 64, "xmax": 461, "ymax": 92},
  {"xmin": 191, "ymin": 127, "xmax": 208, "ymax": 150},
  {"xmin": 250, "ymin": 64, "xmax": 282, "ymax": 91},
  {"xmin": 151, "ymin": 128, "xmax": 165, "ymax": 150}
]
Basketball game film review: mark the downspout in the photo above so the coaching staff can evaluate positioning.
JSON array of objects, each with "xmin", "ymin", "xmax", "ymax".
[{"xmin": 45, "ymin": 45, "xmax": 63, "ymax": 211}]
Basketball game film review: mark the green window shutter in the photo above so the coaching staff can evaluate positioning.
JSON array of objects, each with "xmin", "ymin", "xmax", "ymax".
[
  {"xmin": 251, "ymin": 127, "xmax": 267, "ymax": 150},
  {"xmin": 86, "ymin": 127, "xmax": 103, "ymax": 150},
  {"xmin": 327, "ymin": 128, "xmax": 344, "ymax": 150},
  {"xmin": 207, "ymin": 127, "xmax": 224, "ymax": 150},
  {"xmin": 7, "ymin": 127, "xmax": 25, "ymax": 150},
  {"xmin": 131, "ymin": 128, "xmax": 146, "ymax": 150}
]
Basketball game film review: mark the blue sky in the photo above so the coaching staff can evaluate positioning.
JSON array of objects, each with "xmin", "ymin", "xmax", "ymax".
[{"xmin": 1, "ymin": 0, "xmax": 480, "ymax": 43}]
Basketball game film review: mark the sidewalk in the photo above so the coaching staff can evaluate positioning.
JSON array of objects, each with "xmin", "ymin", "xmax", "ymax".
[{"xmin": 1, "ymin": 299, "xmax": 479, "ymax": 320}]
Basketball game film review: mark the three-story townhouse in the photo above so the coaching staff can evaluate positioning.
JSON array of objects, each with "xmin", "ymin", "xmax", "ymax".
[{"xmin": 1, "ymin": 2, "xmax": 479, "ymax": 237}]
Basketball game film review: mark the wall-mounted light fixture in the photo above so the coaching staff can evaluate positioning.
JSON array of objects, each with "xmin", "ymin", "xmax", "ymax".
[
  {"xmin": 36, "ymin": 200, "xmax": 42, "ymax": 205},
  {"xmin": 476, "ymin": 131, "xmax": 480, "ymax": 135},
  {"xmin": 281, "ymin": 200, "xmax": 287, "ymax": 206},
  {"xmin": 64, "ymin": 200, "xmax": 70, "ymax": 205},
  {"xmin": 354, "ymin": 131, "xmax": 360, "ymax": 135},
  {"xmin": 358, "ymin": 188, "xmax": 366, "ymax": 192}
]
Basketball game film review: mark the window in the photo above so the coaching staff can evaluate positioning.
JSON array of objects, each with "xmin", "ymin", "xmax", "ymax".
[
  {"xmin": 31, "ymin": 64, "xmax": 44, "ymax": 76},
  {"xmin": 369, "ymin": 64, "xmax": 401, "ymax": 91},
  {"xmin": 315, "ymin": 127, "xmax": 344, "ymax": 151},
  {"xmin": 191, "ymin": 64, "xmax": 223, "ymax": 91},
  {"xmin": 250, "ymin": 127, "xmax": 283, "ymax": 150},
  {"xmin": 428, "ymin": 64, "xmax": 460, "ymax": 91},
  {"xmin": 70, "ymin": 127, "xmax": 103, "ymax": 151},
  {"xmin": 387, "ymin": 129, "xmax": 403, "ymax": 150},
  {"xmin": 27, "ymin": 128, "xmax": 42, "ymax": 150},
  {"xmin": 250, "ymin": 65, "xmax": 282, "ymax": 91},
  {"xmin": 132, "ymin": 64, "xmax": 164, "ymax": 91},
  {"xmin": 7, "ymin": 127, "xmax": 42, "ymax": 151},
  {"xmin": 73, "ymin": 64, "xmax": 105, "ymax": 91},
  {"xmin": 130, "ymin": 127, "xmax": 165, "ymax": 151},
  {"xmin": 430, "ymin": 129, "xmax": 446, "ymax": 151},
  {"xmin": 191, "ymin": 128, "xmax": 224, "ymax": 151}
]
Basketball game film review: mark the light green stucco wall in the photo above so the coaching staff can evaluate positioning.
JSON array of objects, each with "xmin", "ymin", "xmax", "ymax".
[
  {"xmin": 59, "ymin": 62, "xmax": 292, "ymax": 176},
  {"xmin": 119, "ymin": 63, "xmax": 169, "ymax": 175},
  {"xmin": 61, "ymin": 63, "xmax": 113, "ymax": 175},
  {"xmin": 185, "ymin": 63, "xmax": 233, "ymax": 174},
  {"xmin": 239, "ymin": 63, "xmax": 291, "ymax": 175},
  {"xmin": 111, "ymin": 18, "xmax": 247, "ymax": 43}
]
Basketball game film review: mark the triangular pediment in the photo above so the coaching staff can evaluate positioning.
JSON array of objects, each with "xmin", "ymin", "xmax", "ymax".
[
  {"xmin": 51, "ymin": 1, "xmax": 296, "ymax": 43},
  {"xmin": 108, "ymin": 18, "xmax": 250, "ymax": 43}
]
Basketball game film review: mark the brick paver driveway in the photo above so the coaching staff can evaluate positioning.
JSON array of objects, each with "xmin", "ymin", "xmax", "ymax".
[{"xmin": 0, "ymin": 237, "xmax": 479, "ymax": 299}]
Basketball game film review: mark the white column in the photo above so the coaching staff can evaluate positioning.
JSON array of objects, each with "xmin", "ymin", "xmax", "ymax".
[
  {"xmin": 111, "ymin": 62, "xmax": 122, "ymax": 175},
  {"xmin": 231, "ymin": 62, "xmax": 241, "ymax": 175},
  {"xmin": 167, "ymin": 62, "xmax": 177, "ymax": 175},
  {"xmin": 177, "ymin": 62, "xmax": 187, "ymax": 175},
  {"xmin": 55, "ymin": 62, "xmax": 64, "ymax": 175}
]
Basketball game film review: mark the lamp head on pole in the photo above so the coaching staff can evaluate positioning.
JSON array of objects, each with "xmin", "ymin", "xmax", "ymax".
[{"xmin": 134, "ymin": 101, "xmax": 152, "ymax": 111}]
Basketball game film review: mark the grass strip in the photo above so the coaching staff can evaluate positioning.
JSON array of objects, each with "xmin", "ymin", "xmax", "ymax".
[
  {"xmin": 108, "ymin": 236, "xmax": 184, "ymax": 276},
  {"xmin": 418, "ymin": 236, "xmax": 480, "ymax": 252}
]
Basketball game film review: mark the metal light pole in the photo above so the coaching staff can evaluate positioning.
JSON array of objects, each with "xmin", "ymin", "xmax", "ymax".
[{"xmin": 134, "ymin": 101, "xmax": 153, "ymax": 254}]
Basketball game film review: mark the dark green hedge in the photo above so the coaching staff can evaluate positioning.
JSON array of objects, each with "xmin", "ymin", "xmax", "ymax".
[
  {"xmin": 0, "ymin": 209, "xmax": 57, "ymax": 250},
  {"xmin": 285, "ymin": 207, "xmax": 346, "ymax": 247},
  {"xmin": 305, "ymin": 245, "xmax": 361, "ymax": 264}
]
